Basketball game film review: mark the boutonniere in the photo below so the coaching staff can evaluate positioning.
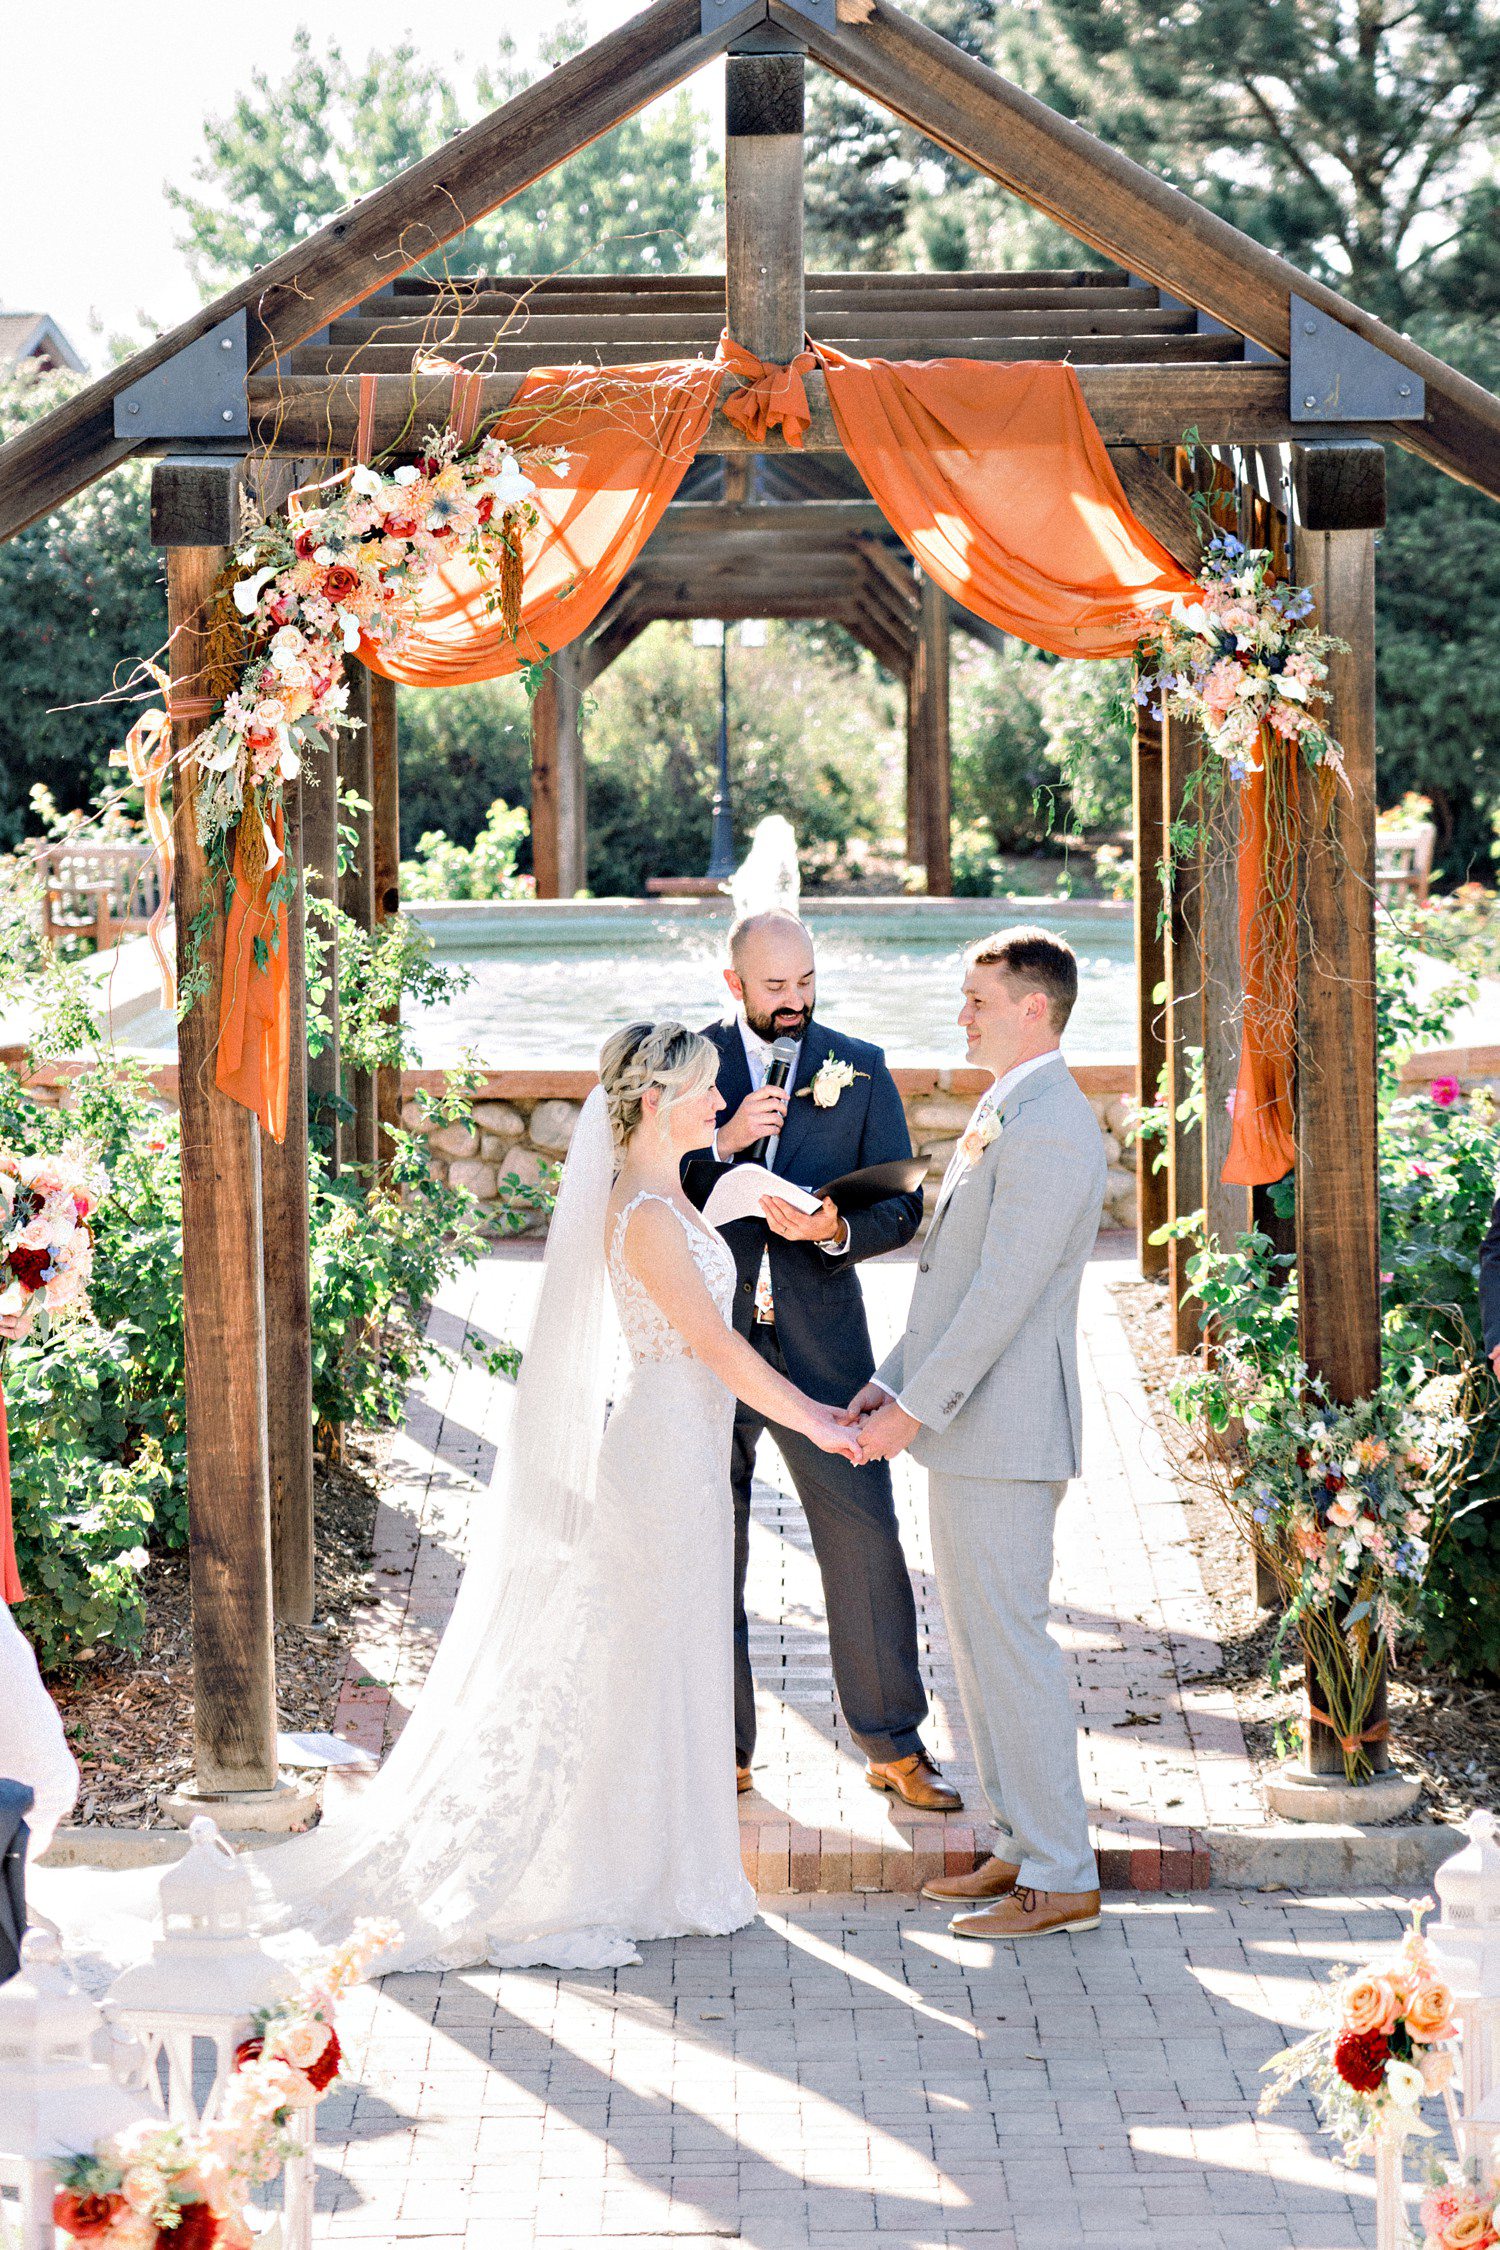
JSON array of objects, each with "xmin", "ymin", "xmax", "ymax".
[
  {"xmin": 798, "ymin": 1053, "xmax": 867, "ymax": 1109},
  {"xmin": 958, "ymin": 1112, "xmax": 1002, "ymax": 1166}
]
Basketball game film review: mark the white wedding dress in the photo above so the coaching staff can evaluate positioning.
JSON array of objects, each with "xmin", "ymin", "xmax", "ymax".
[{"xmin": 39, "ymin": 1091, "xmax": 755, "ymax": 1978}]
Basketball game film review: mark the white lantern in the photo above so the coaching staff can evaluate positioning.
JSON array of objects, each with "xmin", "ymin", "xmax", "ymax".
[
  {"xmin": 0, "ymin": 1929, "xmax": 156, "ymax": 2250},
  {"xmin": 103, "ymin": 1818, "xmax": 308, "ymax": 2250},
  {"xmin": 1429, "ymin": 1809, "xmax": 1500, "ymax": 2169}
]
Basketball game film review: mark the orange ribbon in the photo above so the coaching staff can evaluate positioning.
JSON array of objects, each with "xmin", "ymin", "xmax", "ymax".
[
  {"xmin": 717, "ymin": 332, "xmax": 816, "ymax": 448},
  {"xmin": 1308, "ymin": 1704, "xmax": 1391, "ymax": 1755},
  {"xmin": 110, "ymin": 664, "xmax": 179, "ymax": 1011},
  {"xmin": 215, "ymin": 799, "xmax": 290, "ymax": 1146}
]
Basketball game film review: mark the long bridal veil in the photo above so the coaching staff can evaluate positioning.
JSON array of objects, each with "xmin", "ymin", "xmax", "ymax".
[{"xmin": 244, "ymin": 1085, "xmax": 626, "ymax": 1967}]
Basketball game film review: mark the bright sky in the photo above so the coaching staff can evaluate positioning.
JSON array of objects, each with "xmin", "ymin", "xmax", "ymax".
[{"xmin": 4, "ymin": 1, "xmax": 722, "ymax": 371}]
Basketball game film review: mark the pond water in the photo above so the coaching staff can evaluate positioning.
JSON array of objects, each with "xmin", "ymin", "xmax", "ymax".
[
  {"xmin": 402, "ymin": 898, "xmax": 1136, "ymax": 1068},
  {"xmin": 111, "ymin": 898, "xmax": 1137, "ymax": 1068}
]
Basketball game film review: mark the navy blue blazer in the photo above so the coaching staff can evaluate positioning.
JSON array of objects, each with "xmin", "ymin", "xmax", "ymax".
[{"xmin": 681, "ymin": 1018, "xmax": 923, "ymax": 1403}]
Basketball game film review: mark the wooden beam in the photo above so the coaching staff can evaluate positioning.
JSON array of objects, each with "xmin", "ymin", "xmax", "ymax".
[
  {"xmin": 1162, "ymin": 709, "xmax": 1204, "ymax": 1354},
  {"xmin": 157, "ymin": 463, "xmax": 278, "ymax": 1797},
  {"xmin": 1106, "ymin": 446, "xmax": 1205, "ymax": 573},
  {"xmin": 1132, "ymin": 696, "xmax": 1169, "ymax": 1280},
  {"xmin": 248, "ymin": 363, "xmax": 1320, "ymax": 458},
  {"xmin": 340, "ymin": 662, "xmax": 378, "ymax": 1184},
  {"xmin": 1292, "ymin": 440, "xmax": 1387, "ymax": 532},
  {"xmin": 0, "ymin": 0, "xmax": 763, "ymax": 542},
  {"xmin": 302, "ymin": 734, "xmax": 342, "ymax": 1172},
  {"xmin": 908, "ymin": 574, "xmax": 952, "ymax": 894},
  {"xmin": 259, "ymin": 777, "xmax": 316, "ymax": 1627},
  {"xmin": 369, "ymin": 671, "xmax": 402, "ymax": 1179},
  {"xmin": 662, "ymin": 499, "xmax": 889, "ymax": 536},
  {"xmin": 729, "ymin": 47, "xmax": 807, "ymax": 366},
  {"xmin": 530, "ymin": 644, "xmax": 586, "ymax": 897},
  {"xmin": 1293, "ymin": 503, "xmax": 1380, "ymax": 1404},
  {"xmin": 779, "ymin": 0, "xmax": 1500, "ymax": 501}
]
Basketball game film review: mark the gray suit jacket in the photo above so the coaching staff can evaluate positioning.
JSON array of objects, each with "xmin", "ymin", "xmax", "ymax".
[{"xmin": 877, "ymin": 1054, "xmax": 1106, "ymax": 1481}]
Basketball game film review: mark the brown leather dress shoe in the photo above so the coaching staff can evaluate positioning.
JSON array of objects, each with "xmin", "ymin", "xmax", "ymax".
[
  {"xmin": 737, "ymin": 1764, "xmax": 754, "ymax": 1796},
  {"xmin": 921, "ymin": 1852, "xmax": 1020, "ymax": 1904},
  {"xmin": 866, "ymin": 1751, "xmax": 963, "ymax": 1813},
  {"xmin": 949, "ymin": 1885, "xmax": 1101, "ymax": 1941}
]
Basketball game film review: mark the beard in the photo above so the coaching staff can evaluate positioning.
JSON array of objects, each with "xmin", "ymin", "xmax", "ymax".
[{"xmin": 745, "ymin": 996, "xmax": 813, "ymax": 1044}]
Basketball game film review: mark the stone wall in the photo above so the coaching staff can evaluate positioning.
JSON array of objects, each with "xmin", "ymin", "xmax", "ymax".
[{"xmin": 398, "ymin": 1064, "xmax": 1143, "ymax": 1237}]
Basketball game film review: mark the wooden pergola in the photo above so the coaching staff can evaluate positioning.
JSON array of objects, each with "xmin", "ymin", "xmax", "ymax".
[{"xmin": 3, "ymin": 0, "xmax": 1499, "ymax": 1804}]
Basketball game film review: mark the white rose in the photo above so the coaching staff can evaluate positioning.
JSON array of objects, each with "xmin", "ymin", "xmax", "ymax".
[
  {"xmin": 270, "ymin": 625, "xmax": 305, "ymax": 658},
  {"xmin": 392, "ymin": 464, "xmax": 420, "ymax": 486},
  {"xmin": 1384, "ymin": 2059, "xmax": 1424, "ymax": 2110}
]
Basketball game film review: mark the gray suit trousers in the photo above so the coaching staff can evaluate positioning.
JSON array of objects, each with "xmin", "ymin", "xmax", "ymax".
[{"xmin": 928, "ymin": 1471, "xmax": 1096, "ymax": 1895}]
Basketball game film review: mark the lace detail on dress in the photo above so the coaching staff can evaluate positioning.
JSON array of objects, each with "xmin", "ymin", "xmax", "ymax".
[{"xmin": 608, "ymin": 1191, "xmax": 736, "ymax": 1364}]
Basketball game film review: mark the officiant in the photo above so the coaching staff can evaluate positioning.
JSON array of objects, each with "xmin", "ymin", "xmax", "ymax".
[{"xmin": 682, "ymin": 911, "xmax": 961, "ymax": 1813}]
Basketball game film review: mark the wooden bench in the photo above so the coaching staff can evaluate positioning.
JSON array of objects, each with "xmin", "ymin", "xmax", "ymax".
[{"xmin": 36, "ymin": 841, "xmax": 162, "ymax": 952}]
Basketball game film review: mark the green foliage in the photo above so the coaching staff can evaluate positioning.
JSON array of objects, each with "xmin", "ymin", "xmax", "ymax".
[
  {"xmin": 952, "ymin": 646, "xmax": 1133, "ymax": 856},
  {"xmin": 400, "ymin": 800, "xmax": 532, "ymax": 902},
  {"xmin": 0, "ymin": 370, "xmax": 165, "ymax": 851},
  {"xmin": 167, "ymin": 22, "xmax": 716, "ymax": 296}
]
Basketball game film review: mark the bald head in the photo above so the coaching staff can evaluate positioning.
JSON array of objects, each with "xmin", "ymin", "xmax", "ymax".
[{"xmin": 725, "ymin": 911, "xmax": 817, "ymax": 1042}]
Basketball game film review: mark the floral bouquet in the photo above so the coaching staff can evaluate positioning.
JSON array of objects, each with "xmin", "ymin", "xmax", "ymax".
[
  {"xmin": 1135, "ymin": 532, "xmax": 1346, "ymax": 788},
  {"xmin": 1261, "ymin": 1911, "xmax": 1457, "ymax": 2158},
  {"xmin": 53, "ymin": 1919, "xmax": 400, "ymax": 2249},
  {"xmin": 1420, "ymin": 2163, "xmax": 1500, "ymax": 2249},
  {"xmin": 1172, "ymin": 1288, "xmax": 1471, "ymax": 1780},
  {"xmin": 189, "ymin": 427, "xmax": 567, "ymax": 873},
  {"xmin": 0, "ymin": 1140, "xmax": 106, "ymax": 1324}
]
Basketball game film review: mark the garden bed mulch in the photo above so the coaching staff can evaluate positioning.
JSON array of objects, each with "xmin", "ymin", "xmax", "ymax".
[
  {"xmin": 1115, "ymin": 1273, "xmax": 1500, "ymax": 1829},
  {"xmin": 45, "ymin": 1432, "xmax": 387, "ymax": 1828}
]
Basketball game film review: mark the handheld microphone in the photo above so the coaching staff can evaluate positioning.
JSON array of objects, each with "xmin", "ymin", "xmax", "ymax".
[{"xmin": 745, "ymin": 1036, "xmax": 800, "ymax": 1166}]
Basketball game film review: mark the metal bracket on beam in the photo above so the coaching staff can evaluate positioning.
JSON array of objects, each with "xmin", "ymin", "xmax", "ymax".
[
  {"xmin": 1289, "ymin": 296, "xmax": 1423, "ymax": 423},
  {"xmin": 704, "ymin": 0, "xmax": 831, "ymax": 34},
  {"xmin": 115, "ymin": 310, "xmax": 248, "ymax": 442}
]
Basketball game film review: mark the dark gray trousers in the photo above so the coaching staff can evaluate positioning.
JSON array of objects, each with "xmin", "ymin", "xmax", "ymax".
[{"xmin": 730, "ymin": 1324, "xmax": 927, "ymax": 1768}]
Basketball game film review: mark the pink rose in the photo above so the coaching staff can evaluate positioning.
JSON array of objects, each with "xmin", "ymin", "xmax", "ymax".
[
  {"xmin": 1430, "ymin": 1077, "xmax": 1463, "ymax": 1108},
  {"xmin": 1342, "ymin": 1972, "xmax": 1400, "ymax": 2037}
]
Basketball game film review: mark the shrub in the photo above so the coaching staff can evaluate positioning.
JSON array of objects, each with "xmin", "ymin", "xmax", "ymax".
[{"xmin": 400, "ymin": 799, "xmax": 533, "ymax": 901}]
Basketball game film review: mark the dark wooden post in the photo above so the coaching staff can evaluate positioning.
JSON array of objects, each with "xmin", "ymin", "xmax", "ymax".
[
  {"xmin": 1132, "ymin": 694, "xmax": 1169, "ymax": 1278},
  {"xmin": 909, "ymin": 574, "xmax": 952, "ymax": 896},
  {"xmin": 154, "ymin": 458, "xmax": 278, "ymax": 1796},
  {"xmin": 302, "ymin": 731, "xmax": 341, "ymax": 1173},
  {"xmin": 529, "ymin": 644, "xmax": 586, "ymax": 899},
  {"xmin": 259, "ymin": 778, "xmax": 316, "ymax": 1625},
  {"xmin": 725, "ymin": 47, "xmax": 806, "ymax": 364},
  {"xmin": 1162, "ymin": 708, "xmax": 1204, "ymax": 1354},
  {"xmin": 369, "ymin": 670, "xmax": 402, "ymax": 1177},
  {"xmin": 1292, "ymin": 443, "xmax": 1385, "ymax": 1770},
  {"xmin": 340, "ymin": 659, "xmax": 377, "ymax": 1182}
]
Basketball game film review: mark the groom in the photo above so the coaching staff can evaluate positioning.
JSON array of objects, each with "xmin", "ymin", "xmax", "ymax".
[
  {"xmin": 845, "ymin": 926, "xmax": 1106, "ymax": 1940},
  {"xmin": 682, "ymin": 910, "xmax": 960, "ymax": 1813}
]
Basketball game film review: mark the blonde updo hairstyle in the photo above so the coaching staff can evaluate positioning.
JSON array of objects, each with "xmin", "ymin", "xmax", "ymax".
[{"xmin": 599, "ymin": 1020, "xmax": 718, "ymax": 1159}]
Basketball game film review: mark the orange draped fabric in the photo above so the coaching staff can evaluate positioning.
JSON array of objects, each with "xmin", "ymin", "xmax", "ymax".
[
  {"xmin": 817, "ymin": 347, "xmax": 1194, "ymax": 656},
  {"xmin": 1223, "ymin": 742, "xmax": 1299, "ymax": 1186},
  {"xmin": 215, "ymin": 802, "xmax": 290, "ymax": 1145},
  {"xmin": 717, "ymin": 334, "xmax": 816, "ymax": 448},
  {"xmin": 359, "ymin": 360, "xmax": 722, "ymax": 687}
]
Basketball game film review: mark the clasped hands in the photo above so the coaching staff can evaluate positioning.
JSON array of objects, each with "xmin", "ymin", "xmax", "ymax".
[{"xmin": 809, "ymin": 1382, "xmax": 919, "ymax": 1466}]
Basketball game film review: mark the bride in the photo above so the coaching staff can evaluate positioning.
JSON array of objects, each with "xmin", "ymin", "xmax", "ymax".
[{"xmin": 169, "ymin": 1018, "xmax": 859, "ymax": 1973}]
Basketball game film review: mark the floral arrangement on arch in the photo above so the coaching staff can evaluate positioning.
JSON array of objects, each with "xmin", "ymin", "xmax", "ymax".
[
  {"xmin": 1169, "ymin": 1241, "xmax": 1472, "ymax": 1782},
  {"xmin": 1260, "ymin": 1908, "xmax": 1457, "ymax": 2158},
  {"xmin": 185, "ymin": 425, "xmax": 567, "ymax": 884},
  {"xmin": 1136, "ymin": 533, "xmax": 1346, "ymax": 789},
  {"xmin": 52, "ymin": 1918, "xmax": 399, "ymax": 2250},
  {"xmin": 0, "ymin": 1141, "xmax": 106, "ymax": 1323}
]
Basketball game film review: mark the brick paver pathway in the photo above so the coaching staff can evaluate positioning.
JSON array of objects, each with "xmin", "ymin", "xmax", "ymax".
[
  {"xmin": 332, "ymin": 1237, "xmax": 1262, "ymax": 1883},
  {"xmin": 311, "ymin": 1889, "xmax": 1411, "ymax": 2248}
]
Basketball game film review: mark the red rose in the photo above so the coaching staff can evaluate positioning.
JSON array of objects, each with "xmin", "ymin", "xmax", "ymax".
[
  {"xmin": 8, "ymin": 1246, "xmax": 49, "ymax": 1290},
  {"xmin": 1325, "ymin": 1473, "xmax": 1345, "ymax": 1493},
  {"xmin": 158, "ymin": 2202, "xmax": 218, "ymax": 2250},
  {"xmin": 1333, "ymin": 2029, "xmax": 1390, "ymax": 2092},
  {"xmin": 244, "ymin": 725, "xmax": 277, "ymax": 754},
  {"xmin": 54, "ymin": 2190, "xmax": 125, "ymax": 2241},
  {"xmin": 416, "ymin": 454, "xmax": 442, "ymax": 479},
  {"xmin": 1296, "ymin": 1448, "xmax": 1312, "ymax": 1470},
  {"xmin": 267, "ymin": 594, "xmax": 297, "ymax": 627},
  {"xmin": 305, "ymin": 2027, "xmax": 342, "ymax": 2092},
  {"xmin": 383, "ymin": 514, "xmax": 418, "ymax": 540},
  {"xmin": 233, "ymin": 2036, "xmax": 264, "ymax": 2070},
  {"xmin": 293, "ymin": 530, "xmax": 316, "ymax": 560},
  {"xmin": 323, "ymin": 565, "xmax": 359, "ymax": 600},
  {"xmin": 476, "ymin": 493, "xmax": 494, "ymax": 525}
]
